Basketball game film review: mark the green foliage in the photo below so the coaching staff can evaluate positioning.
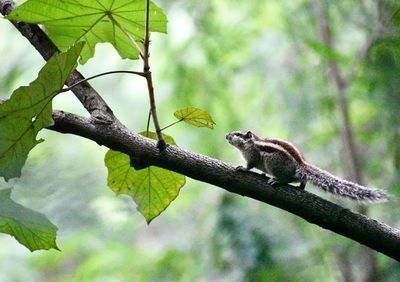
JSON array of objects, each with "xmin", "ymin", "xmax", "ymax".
[
  {"xmin": 304, "ymin": 39, "xmax": 348, "ymax": 63},
  {"xmin": 7, "ymin": 0, "xmax": 167, "ymax": 64},
  {"xmin": 211, "ymin": 195, "xmax": 288, "ymax": 280},
  {"xmin": 0, "ymin": 42, "xmax": 84, "ymax": 181},
  {"xmin": 0, "ymin": 189, "xmax": 58, "ymax": 251},
  {"xmin": 1, "ymin": 0, "xmax": 400, "ymax": 279},
  {"xmin": 363, "ymin": 35, "xmax": 400, "ymax": 183},
  {"xmin": 365, "ymin": 36, "xmax": 400, "ymax": 119},
  {"xmin": 104, "ymin": 132, "xmax": 185, "ymax": 223},
  {"xmin": 29, "ymin": 229, "xmax": 201, "ymax": 281},
  {"xmin": 174, "ymin": 107, "xmax": 216, "ymax": 129}
]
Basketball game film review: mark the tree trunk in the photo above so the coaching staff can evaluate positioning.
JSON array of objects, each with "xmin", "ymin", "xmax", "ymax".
[{"xmin": 313, "ymin": 1, "xmax": 379, "ymax": 281}]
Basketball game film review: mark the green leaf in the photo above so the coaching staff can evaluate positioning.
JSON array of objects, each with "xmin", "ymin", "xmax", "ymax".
[
  {"xmin": 0, "ymin": 42, "xmax": 84, "ymax": 181},
  {"xmin": 304, "ymin": 39, "xmax": 348, "ymax": 64},
  {"xmin": 174, "ymin": 107, "xmax": 216, "ymax": 129},
  {"xmin": 7, "ymin": 0, "xmax": 167, "ymax": 64},
  {"xmin": 0, "ymin": 189, "xmax": 59, "ymax": 251},
  {"xmin": 104, "ymin": 132, "xmax": 185, "ymax": 223}
]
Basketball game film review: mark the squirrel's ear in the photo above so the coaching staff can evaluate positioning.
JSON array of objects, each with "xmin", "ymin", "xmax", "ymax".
[{"xmin": 245, "ymin": 131, "xmax": 253, "ymax": 139}]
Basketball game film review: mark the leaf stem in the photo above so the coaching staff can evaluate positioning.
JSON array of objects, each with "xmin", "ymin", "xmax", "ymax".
[
  {"xmin": 112, "ymin": 15, "xmax": 144, "ymax": 59},
  {"xmin": 159, "ymin": 119, "xmax": 184, "ymax": 132},
  {"xmin": 60, "ymin": 70, "xmax": 145, "ymax": 92},
  {"xmin": 143, "ymin": 0, "xmax": 165, "ymax": 150},
  {"xmin": 146, "ymin": 109, "xmax": 151, "ymax": 135}
]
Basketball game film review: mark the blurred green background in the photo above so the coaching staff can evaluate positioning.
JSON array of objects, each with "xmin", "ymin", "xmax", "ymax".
[{"xmin": 1, "ymin": 0, "xmax": 400, "ymax": 281}]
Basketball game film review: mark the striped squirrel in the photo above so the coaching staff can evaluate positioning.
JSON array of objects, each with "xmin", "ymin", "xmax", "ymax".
[{"xmin": 226, "ymin": 130, "xmax": 388, "ymax": 202}]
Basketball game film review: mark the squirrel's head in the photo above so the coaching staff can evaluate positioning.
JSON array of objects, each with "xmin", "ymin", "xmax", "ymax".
[{"xmin": 226, "ymin": 130, "xmax": 259, "ymax": 149}]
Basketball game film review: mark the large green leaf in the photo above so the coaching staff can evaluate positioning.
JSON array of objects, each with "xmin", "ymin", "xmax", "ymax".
[
  {"xmin": 104, "ymin": 132, "xmax": 185, "ymax": 223},
  {"xmin": 0, "ymin": 42, "xmax": 84, "ymax": 181},
  {"xmin": 0, "ymin": 189, "xmax": 58, "ymax": 251},
  {"xmin": 7, "ymin": 0, "xmax": 167, "ymax": 64}
]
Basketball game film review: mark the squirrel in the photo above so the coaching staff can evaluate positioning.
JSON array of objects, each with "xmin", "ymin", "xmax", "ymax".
[{"xmin": 226, "ymin": 130, "xmax": 389, "ymax": 202}]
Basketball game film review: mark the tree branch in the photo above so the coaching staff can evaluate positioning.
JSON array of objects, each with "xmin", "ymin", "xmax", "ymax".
[
  {"xmin": 49, "ymin": 110, "xmax": 400, "ymax": 262},
  {"xmin": 0, "ymin": 0, "xmax": 115, "ymax": 123}
]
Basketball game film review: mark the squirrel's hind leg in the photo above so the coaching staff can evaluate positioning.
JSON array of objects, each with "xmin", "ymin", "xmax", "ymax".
[{"xmin": 299, "ymin": 181, "xmax": 306, "ymax": 190}]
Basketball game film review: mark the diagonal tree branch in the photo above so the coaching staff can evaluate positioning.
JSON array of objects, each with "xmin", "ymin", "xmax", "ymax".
[
  {"xmin": 0, "ymin": 0, "xmax": 115, "ymax": 123},
  {"xmin": 49, "ymin": 110, "xmax": 400, "ymax": 262}
]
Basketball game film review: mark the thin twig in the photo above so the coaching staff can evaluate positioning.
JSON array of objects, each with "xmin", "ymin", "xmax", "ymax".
[{"xmin": 143, "ymin": 0, "xmax": 165, "ymax": 149}]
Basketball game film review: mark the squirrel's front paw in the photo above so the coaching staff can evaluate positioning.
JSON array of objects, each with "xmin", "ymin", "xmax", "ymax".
[
  {"xmin": 267, "ymin": 178, "xmax": 278, "ymax": 186},
  {"xmin": 235, "ymin": 165, "xmax": 248, "ymax": 172},
  {"xmin": 267, "ymin": 178, "xmax": 286, "ymax": 187}
]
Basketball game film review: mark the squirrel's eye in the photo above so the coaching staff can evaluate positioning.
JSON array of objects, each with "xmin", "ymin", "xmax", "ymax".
[{"xmin": 245, "ymin": 131, "xmax": 253, "ymax": 139}]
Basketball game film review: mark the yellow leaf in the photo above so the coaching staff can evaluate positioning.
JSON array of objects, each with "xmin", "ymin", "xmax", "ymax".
[{"xmin": 174, "ymin": 107, "xmax": 216, "ymax": 129}]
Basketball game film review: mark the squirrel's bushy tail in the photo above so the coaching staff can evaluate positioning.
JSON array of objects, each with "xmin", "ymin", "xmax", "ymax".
[{"xmin": 297, "ymin": 164, "xmax": 389, "ymax": 202}]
